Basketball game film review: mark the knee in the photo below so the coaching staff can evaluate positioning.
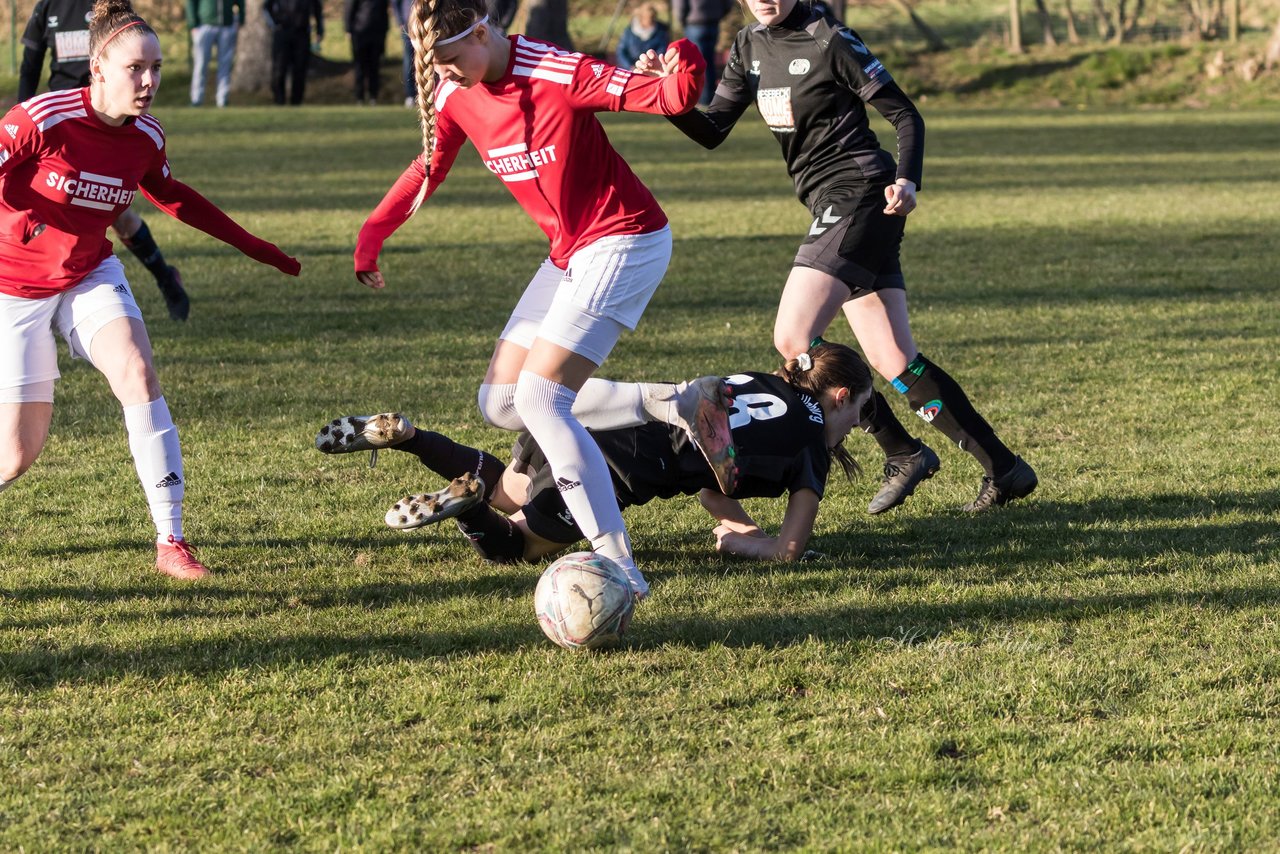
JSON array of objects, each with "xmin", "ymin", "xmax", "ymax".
[
  {"xmin": 773, "ymin": 329, "xmax": 812, "ymax": 361},
  {"xmin": 0, "ymin": 449, "xmax": 35, "ymax": 483},
  {"xmin": 107, "ymin": 353, "xmax": 161, "ymax": 404},
  {"xmin": 478, "ymin": 383, "xmax": 523, "ymax": 431}
]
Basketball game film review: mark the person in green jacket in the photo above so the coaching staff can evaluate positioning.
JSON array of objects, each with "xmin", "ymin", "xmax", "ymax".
[{"xmin": 187, "ymin": 0, "xmax": 244, "ymax": 107}]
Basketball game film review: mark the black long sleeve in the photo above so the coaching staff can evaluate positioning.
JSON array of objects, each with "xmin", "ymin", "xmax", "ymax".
[
  {"xmin": 665, "ymin": 91, "xmax": 750, "ymax": 150},
  {"xmin": 18, "ymin": 45, "xmax": 46, "ymax": 102},
  {"xmin": 867, "ymin": 80, "xmax": 924, "ymax": 190}
]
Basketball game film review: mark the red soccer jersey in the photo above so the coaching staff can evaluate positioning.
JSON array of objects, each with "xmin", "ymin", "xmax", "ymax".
[
  {"xmin": 356, "ymin": 37, "xmax": 705, "ymax": 272},
  {"xmin": 0, "ymin": 88, "xmax": 297, "ymax": 299}
]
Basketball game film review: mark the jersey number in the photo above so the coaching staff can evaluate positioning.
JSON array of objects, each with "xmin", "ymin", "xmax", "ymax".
[{"xmin": 725, "ymin": 374, "xmax": 788, "ymax": 430}]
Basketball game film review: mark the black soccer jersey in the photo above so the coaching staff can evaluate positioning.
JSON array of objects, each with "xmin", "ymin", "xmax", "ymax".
[
  {"xmin": 668, "ymin": 1, "xmax": 923, "ymax": 211},
  {"xmin": 21, "ymin": 0, "xmax": 94, "ymax": 95},
  {"xmin": 592, "ymin": 372, "xmax": 832, "ymax": 506}
]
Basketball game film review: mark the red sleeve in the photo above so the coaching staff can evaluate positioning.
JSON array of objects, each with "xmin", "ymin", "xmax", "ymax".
[
  {"xmin": 0, "ymin": 103, "xmax": 40, "ymax": 179},
  {"xmin": 567, "ymin": 39, "xmax": 705, "ymax": 117},
  {"xmin": 353, "ymin": 111, "xmax": 465, "ymax": 274},
  {"xmin": 141, "ymin": 159, "xmax": 300, "ymax": 276}
]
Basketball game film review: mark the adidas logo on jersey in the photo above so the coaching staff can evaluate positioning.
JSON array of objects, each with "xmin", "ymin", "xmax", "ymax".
[
  {"xmin": 591, "ymin": 63, "xmax": 605, "ymax": 78},
  {"xmin": 155, "ymin": 471, "xmax": 183, "ymax": 488},
  {"xmin": 555, "ymin": 476, "xmax": 581, "ymax": 493},
  {"xmin": 4, "ymin": 124, "xmax": 18, "ymax": 138},
  {"xmin": 112, "ymin": 283, "xmax": 128, "ymax": 294}
]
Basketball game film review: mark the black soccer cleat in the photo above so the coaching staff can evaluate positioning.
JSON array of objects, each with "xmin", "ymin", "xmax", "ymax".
[
  {"xmin": 962, "ymin": 456, "xmax": 1038, "ymax": 513},
  {"xmin": 156, "ymin": 265, "xmax": 190, "ymax": 321},
  {"xmin": 867, "ymin": 442, "xmax": 940, "ymax": 515}
]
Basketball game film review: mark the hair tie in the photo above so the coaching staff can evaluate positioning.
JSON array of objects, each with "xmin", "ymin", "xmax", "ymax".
[
  {"xmin": 809, "ymin": 336, "xmax": 826, "ymax": 349},
  {"xmin": 437, "ymin": 14, "xmax": 489, "ymax": 45},
  {"xmin": 95, "ymin": 20, "xmax": 145, "ymax": 61},
  {"xmin": 795, "ymin": 352, "xmax": 813, "ymax": 371}
]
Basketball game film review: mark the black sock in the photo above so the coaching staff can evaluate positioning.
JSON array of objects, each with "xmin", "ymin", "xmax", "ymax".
[
  {"xmin": 862, "ymin": 390, "xmax": 921, "ymax": 459},
  {"xmin": 455, "ymin": 505, "xmax": 526, "ymax": 563},
  {"xmin": 894, "ymin": 354, "xmax": 1016, "ymax": 477},
  {"xmin": 119, "ymin": 219, "xmax": 169, "ymax": 280},
  {"xmin": 398, "ymin": 430, "xmax": 506, "ymax": 501}
]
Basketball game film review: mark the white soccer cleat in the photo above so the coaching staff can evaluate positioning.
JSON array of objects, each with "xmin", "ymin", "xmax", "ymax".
[{"xmin": 385, "ymin": 473, "xmax": 485, "ymax": 530}]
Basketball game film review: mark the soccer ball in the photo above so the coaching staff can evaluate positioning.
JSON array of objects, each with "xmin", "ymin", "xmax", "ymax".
[{"xmin": 534, "ymin": 552, "xmax": 635, "ymax": 650}]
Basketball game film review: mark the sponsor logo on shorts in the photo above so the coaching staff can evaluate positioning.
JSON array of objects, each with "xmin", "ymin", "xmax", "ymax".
[
  {"xmin": 915, "ymin": 400, "xmax": 942, "ymax": 422},
  {"xmin": 112, "ymin": 284, "xmax": 128, "ymax": 294},
  {"xmin": 155, "ymin": 471, "xmax": 183, "ymax": 488},
  {"xmin": 808, "ymin": 206, "xmax": 841, "ymax": 236},
  {"xmin": 788, "ymin": 58, "xmax": 810, "ymax": 75},
  {"xmin": 555, "ymin": 476, "xmax": 581, "ymax": 493},
  {"xmin": 556, "ymin": 507, "xmax": 575, "ymax": 527}
]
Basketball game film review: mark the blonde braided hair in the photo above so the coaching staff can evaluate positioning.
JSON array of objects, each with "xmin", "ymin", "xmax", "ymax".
[{"xmin": 407, "ymin": 0, "xmax": 488, "ymax": 207}]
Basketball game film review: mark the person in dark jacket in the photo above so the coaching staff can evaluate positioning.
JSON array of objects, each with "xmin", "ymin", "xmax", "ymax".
[
  {"xmin": 346, "ymin": 0, "xmax": 391, "ymax": 104},
  {"xmin": 264, "ymin": 0, "xmax": 324, "ymax": 105},
  {"xmin": 616, "ymin": 2, "xmax": 669, "ymax": 71},
  {"xmin": 672, "ymin": 0, "xmax": 733, "ymax": 104}
]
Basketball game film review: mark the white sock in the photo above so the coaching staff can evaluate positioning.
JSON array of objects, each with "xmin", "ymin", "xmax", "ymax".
[
  {"xmin": 513, "ymin": 370, "xmax": 629, "ymax": 545},
  {"xmin": 572, "ymin": 378, "xmax": 648, "ymax": 430},
  {"xmin": 477, "ymin": 383, "xmax": 523, "ymax": 431},
  {"xmin": 123, "ymin": 398, "xmax": 184, "ymax": 543},
  {"xmin": 0, "ymin": 476, "xmax": 11, "ymax": 494},
  {"xmin": 593, "ymin": 529, "xmax": 648, "ymax": 598}
]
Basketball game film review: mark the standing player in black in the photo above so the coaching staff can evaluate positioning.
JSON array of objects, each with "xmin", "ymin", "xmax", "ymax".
[
  {"xmin": 316, "ymin": 342, "xmax": 873, "ymax": 574},
  {"xmin": 637, "ymin": 0, "xmax": 1037, "ymax": 514},
  {"xmin": 18, "ymin": 0, "xmax": 191, "ymax": 321}
]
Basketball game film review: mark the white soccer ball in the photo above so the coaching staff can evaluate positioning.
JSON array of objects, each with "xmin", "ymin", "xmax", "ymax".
[{"xmin": 534, "ymin": 552, "xmax": 635, "ymax": 650}]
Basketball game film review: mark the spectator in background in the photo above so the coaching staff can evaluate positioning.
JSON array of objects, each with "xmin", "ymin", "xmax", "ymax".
[
  {"xmin": 187, "ymin": 0, "xmax": 245, "ymax": 108},
  {"xmin": 393, "ymin": 0, "xmax": 415, "ymax": 107},
  {"xmin": 346, "ymin": 0, "xmax": 391, "ymax": 105},
  {"xmin": 673, "ymin": 0, "xmax": 733, "ymax": 104},
  {"xmin": 15, "ymin": 0, "xmax": 191, "ymax": 321},
  {"xmin": 265, "ymin": 0, "xmax": 324, "ymax": 105},
  {"xmin": 617, "ymin": 2, "xmax": 669, "ymax": 72}
]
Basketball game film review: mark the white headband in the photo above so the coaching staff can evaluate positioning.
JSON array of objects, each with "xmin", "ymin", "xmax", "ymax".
[{"xmin": 437, "ymin": 14, "xmax": 488, "ymax": 45}]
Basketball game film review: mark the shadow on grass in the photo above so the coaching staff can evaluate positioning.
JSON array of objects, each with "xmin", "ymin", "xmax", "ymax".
[{"xmin": 2, "ymin": 489, "xmax": 1277, "ymax": 686}]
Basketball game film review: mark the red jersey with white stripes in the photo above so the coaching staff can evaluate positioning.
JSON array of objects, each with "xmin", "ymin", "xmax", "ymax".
[
  {"xmin": 0, "ymin": 88, "xmax": 298, "ymax": 299},
  {"xmin": 356, "ymin": 37, "xmax": 705, "ymax": 272}
]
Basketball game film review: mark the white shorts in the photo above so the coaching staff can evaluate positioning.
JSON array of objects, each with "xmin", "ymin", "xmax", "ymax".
[
  {"xmin": 0, "ymin": 256, "xmax": 142, "ymax": 403},
  {"xmin": 500, "ymin": 226, "xmax": 672, "ymax": 366}
]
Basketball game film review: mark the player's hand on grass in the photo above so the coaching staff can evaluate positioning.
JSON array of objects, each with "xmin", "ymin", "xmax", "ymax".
[
  {"xmin": 883, "ymin": 179, "xmax": 917, "ymax": 216},
  {"xmin": 356, "ymin": 270, "xmax": 385, "ymax": 289}
]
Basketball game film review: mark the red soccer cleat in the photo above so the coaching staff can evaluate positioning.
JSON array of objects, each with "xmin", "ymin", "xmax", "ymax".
[{"xmin": 156, "ymin": 535, "xmax": 210, "ymax": 580}]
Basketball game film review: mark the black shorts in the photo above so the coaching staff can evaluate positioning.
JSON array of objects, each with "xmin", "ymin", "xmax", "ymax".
[{"xmin": 794, "ymin": 182, "xmax": 906, "ymax": 298}]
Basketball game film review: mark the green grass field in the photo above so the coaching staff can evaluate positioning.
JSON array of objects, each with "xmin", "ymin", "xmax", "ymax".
[{"xmin": 2, "ymin": 104, "xmax": 1279, "ymax": 849}]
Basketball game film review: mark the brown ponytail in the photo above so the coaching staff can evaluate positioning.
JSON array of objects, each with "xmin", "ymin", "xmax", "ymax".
[{"xmin": 779, "ymin": 341, "xmax": 873, "ymax": 479}]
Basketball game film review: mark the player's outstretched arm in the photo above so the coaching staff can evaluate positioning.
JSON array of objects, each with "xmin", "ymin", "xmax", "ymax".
[
  {"xmin": 707, "ymin": 488, "xmax": 820, "ymax": 562},
  {"xmin": 141, "ymin": 180, "xmax": 299, "ymax": 275}
]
